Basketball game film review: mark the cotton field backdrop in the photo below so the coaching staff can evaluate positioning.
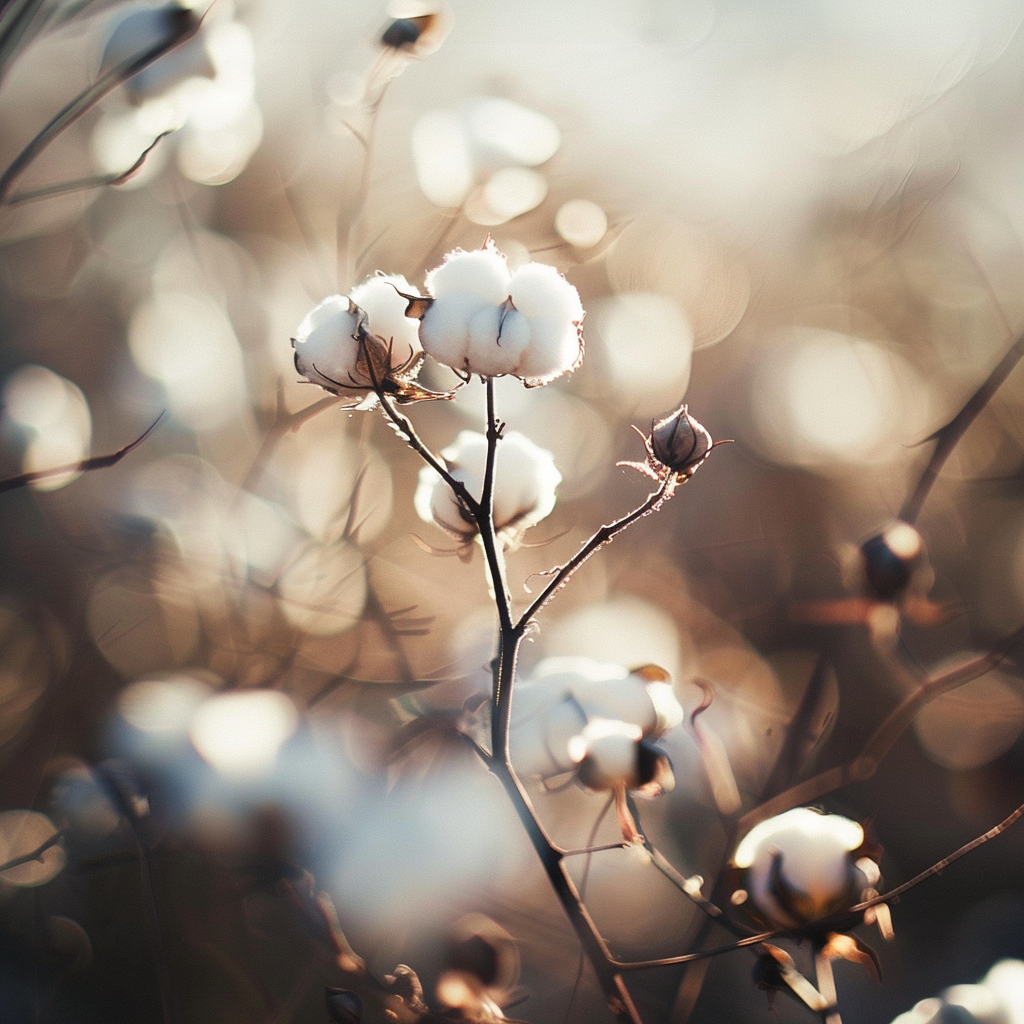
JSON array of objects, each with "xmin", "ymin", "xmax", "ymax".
[{"xmin": 2, "ymin": 1, "xmax": 1024, "ymax": 1023}]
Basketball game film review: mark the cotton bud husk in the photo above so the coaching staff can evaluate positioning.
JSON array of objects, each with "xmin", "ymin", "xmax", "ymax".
[
  {"xmin": 733, "ymin": 807, "xmax": 877, "ymax": 929},
  {"xmin": 568, "ymin": 719, "xmax": 674, "ymax": 796},
  {"xmin": 414, "ymin": 430, "xmax": 561, "ymax": 545},
  {"xmin": 416, "ymin": 242, "xmax": 584, "ymax": 385},
  {"xmin": 647, "ymin": 403, "xmax": 712, "ymax": 479}
]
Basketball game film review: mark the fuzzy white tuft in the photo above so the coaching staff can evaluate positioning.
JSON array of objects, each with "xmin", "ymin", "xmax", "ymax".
[
  {"xmin": 735, "ymin": 807, "xmax": 869, "ymax": 928},
  {"xmin": 350, "ymin": 274, "xmax": 422, "ymax": 364},
  {"xmin": 414, "ymin": 430, "xmax": 561, "ymax": 544},
  {"xmin": 418, "ymin": 243, "xmax": 584, "ymax": 384},
  {"xmin": 292, "ymin": 296, "xmax": 364, "ymax": 391}
]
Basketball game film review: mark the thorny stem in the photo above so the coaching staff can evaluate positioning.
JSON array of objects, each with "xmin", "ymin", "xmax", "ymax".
[{"xmin": 901, "ymin": 326, "xmax": 1024, "ymax": 524}]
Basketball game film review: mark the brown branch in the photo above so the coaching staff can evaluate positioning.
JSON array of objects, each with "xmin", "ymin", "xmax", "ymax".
[
  {"xmin": 901, "ymin": 326, "xmax": 1024, "ymax": 524},
  {"xmin": 0, "ymin": 413, "xmax": 163, "ymax": 495}
]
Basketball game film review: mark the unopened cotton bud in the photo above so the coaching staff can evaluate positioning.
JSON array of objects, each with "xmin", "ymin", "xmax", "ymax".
[
  {"xmin": 414, "ymin": 430, "xmax": 561, "ymax": 545},
  {"xmin": 649, "ymin": 403, "xmax": 712, "ymax": 478},
  {"xmin": 417, "ymin": 242, "xmax": 584, "ymax": 384},
  {"xmin": 733, "ymin": 808, "xmax": 876, "ymax": 929},
  {"xmin": 859, "ymin": 521, "xmax": 925, "ymax": 601}
]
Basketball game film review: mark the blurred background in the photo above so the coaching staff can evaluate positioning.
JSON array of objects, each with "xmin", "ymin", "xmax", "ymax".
[{"xmin": 3, "ymin": 0, "xmax": 1024, "ymax": 1021}]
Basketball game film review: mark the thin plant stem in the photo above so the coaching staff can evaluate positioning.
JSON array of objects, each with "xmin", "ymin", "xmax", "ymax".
[
  {"xmin": 814, "ymin": 947, "xmax": 841, "ymax": 1024},
  {"xmin": 513, "ymin": 476, "xmax": 675, "ymax": 635},
  {"xmin": 0, "ymin": 829, "xmax": 62, "ymax": 874},
  {"xmin": 0, "ymin": 414, "xmax": 163, "ymax": 495},
  {"xmin": 6, "ymin": 130, "xmax": 172, "ymax": 204},
  {"xmin": 901, "ymin": 326, "xmax": 1024, "ymax": 524},
  {"xmin": 0, "ymin": 14, "xmax": 201, "ymax": 204},
  {"xmin": 377, "ymin": 392, "xmax": 478, "ymax": 513},
  {"xmin": 739, "ymin": 625, "xmax": 1024, "ymax": 832}
]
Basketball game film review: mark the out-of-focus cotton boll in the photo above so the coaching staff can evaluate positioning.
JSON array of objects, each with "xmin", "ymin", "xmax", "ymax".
[
  {"xmin": 567, "ymin": 718, "xmax": 674, "ymax": 796},
  {"xmin": 349, "ymin": 274, "xmax": 422, "ymax": 363},
  {"xmin": 101, "ymin": 4, "xmax": 210, "ymax": 105},
  {"xmin": 733, "ymin": 807, "xmax": 872, "ymax": 928},
  {"xmin": 414, "ymin": 430, "xmax": 561, "ymax": 546},
  {"xmin": 509, "ymin": 658, "xmax": 683, "ymax": 779},
  {"xmin": 418, "ymin": 243, "xmax": 584, "ymax": 384}
]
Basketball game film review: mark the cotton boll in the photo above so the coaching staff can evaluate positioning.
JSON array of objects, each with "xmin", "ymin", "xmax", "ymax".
[
  {"xmin": 414, "ymin": 430, "xmax": 561, "ymax": 545},
  {"xmin": 292, "ymin": 296, "xmax": 364, "ymax": 391},
  {"xmin": 418, "ymin": 293, "xmax": 481, "ymax": 370},
  {"xmin": 466, "ymin": 304, "xmax": 517, "ymax": 377},
  {"xmin": 349, "ymin": 275, "xmax": 422, "ymax": 365},
  {"xmin": 733, "ymin": 808, "xmax": 870, "ymax": 928},
  {"xmin": 425, "ymin": 245, "xmax": 511, "ymax": 304},
  {"xmin": 517, "ymin": 318, "xmax": 583, "ymax": 383}
]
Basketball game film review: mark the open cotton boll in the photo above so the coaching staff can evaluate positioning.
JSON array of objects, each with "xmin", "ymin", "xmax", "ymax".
[
  {"xmin": 414, "ymin": 430, "xmax": 561, "ymax": 546},
  {"xmin": 418, "ymin": 242, "xmax": 585, "ymax": 383},
  {"xmin": 293, "ymin": 296, "xmax": 367, "ymax": 393},
  {"xmin": 734, "ymin": 807, "xmax": 871, "ymax": 928},
  {"xmin": 349, "ymin": 275, "xmax": 422, "ymax": 364}
]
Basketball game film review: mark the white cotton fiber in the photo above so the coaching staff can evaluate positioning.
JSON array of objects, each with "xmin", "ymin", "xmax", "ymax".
[
  {"xmin": 293, "ymin": 295, "xmax": 362, "ymax": 388},
  {"xmin": 350, "ymin": 275, "xmax": 422, "ymax": 364},
  {"xmin": 425, "ymin": 245, "xmax": 511, "ymax": 303}
]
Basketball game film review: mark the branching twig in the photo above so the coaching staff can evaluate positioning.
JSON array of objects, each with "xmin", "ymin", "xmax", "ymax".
[
  {"xmin": 0, "ymin": 828, "xmax": 62, "ymax": 874},
  {"xmin": 0, "ymin": 12, "xmax": 201, "ymax": 205},
  {"xmin": 739, "ymin": 628, "xmax": 1024, "ymax": 831}
]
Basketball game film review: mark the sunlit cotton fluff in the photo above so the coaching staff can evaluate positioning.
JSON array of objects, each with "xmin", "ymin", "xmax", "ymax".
[
  {"xmin": 509, "ymin": 658, "xmax": 684, "ymax": 779},
  {"xmin": 733, "ymin": 807, "xmax": 873, "ymax": 928},
  {"xmin": 418, "ymin": 243, "xmax": 584, "ymax": 384},
  {"xmin": 414, "ymin": 430, "xmax": 561, "ymax": 546},
  {"xmin": 292, "ymin": 276, "xmax": 424, "ymax": 401}
]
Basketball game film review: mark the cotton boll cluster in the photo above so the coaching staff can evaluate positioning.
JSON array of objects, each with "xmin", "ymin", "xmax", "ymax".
[
  {"xmin": 292, "ymin": 276, "xmax": 424, "ymax": 403},
  {"xmin": 417, "ymin": 242, "xmax": 584, "ymax": 384},
  {"xmin": 414, "ymin": 430, "xmax": 561, "ymax": 546},
  {"xmin": 732, "ymin": 807, "xmax": 879, "ymax": 929},
  {"xmin": 890, "ymin": 960, "xmax": 1024, "ymax": 1024}
]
